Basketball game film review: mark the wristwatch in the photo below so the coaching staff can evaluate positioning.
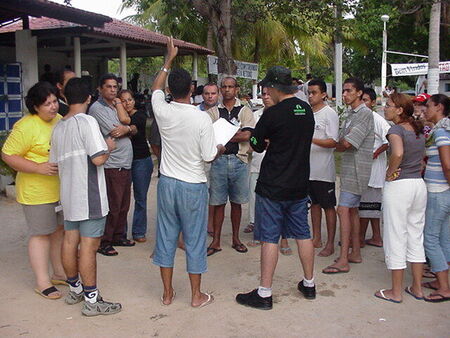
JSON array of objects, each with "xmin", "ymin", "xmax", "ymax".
[{"xmin": 161, "ymin": 67, "xmax": 169, "ymax": 73}]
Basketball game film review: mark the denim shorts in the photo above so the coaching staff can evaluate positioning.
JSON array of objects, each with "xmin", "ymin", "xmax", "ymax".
[
  {"xmin": 254, "ymin": 194, "xmax": 310, "ymax": 243},
  {"xmin": 209, "ymin": 154, "xmax": 249, "ymax": 205},
  {"xmin": 153, "ymin": 175, "xmax": 208, "ymax": 274},
  {"xmin": 64, "ymin": 216, "xmax": 106, "ymax": 238},
  {"xmin": 338, "ymin": 191, "xmax": 362, "ymax": 208}
]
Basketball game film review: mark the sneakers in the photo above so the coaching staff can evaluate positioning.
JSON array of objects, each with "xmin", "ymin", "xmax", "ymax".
[
  {"xmin": 81, "ymin": 296, "xmax": 122, "ymax": 317},
  {"xmin": 297, "ymin": 280, "xmax": 316, "ymax": 300},
  {"xmin": 236, "ymin": 289, "xmax": 272, "ymax": 310},
  {"xmin": 65, "ymin": 291, "xmax": 84, "ymax": 305}
]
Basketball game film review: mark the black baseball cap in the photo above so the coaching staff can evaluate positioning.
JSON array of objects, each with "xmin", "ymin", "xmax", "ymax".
[{"xmin": 259, "ymin": 66, "xmax": 298, "ymax": 93}]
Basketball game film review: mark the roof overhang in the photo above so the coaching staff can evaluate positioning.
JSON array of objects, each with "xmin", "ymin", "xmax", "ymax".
[{"xmin": 0, "ymin": 0, "xmax": 111, "ymax": 28}]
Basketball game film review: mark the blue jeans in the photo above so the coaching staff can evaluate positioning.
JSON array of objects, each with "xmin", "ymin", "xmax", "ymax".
[
  {"xmin": 131, "ymin": 157, "xmax": 153, "ymax": 238},
  {"xmin": 153, "ymin": 175, "xmax": 208, "ymax": 274},
  {"xmin": 254, "ymin": 194, "xmax": 310, "ymax": 243},
  {"xmin": 209, "ymin": 154, "xmax": 249, "ymax": 205},
  {"xmin": 424, "ymin": 189, "xmax": 450, "ymax": 273}
]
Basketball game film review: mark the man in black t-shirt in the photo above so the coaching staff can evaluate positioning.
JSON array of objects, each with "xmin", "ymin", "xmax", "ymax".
[{"xmin": 236, "ymin": 66, "xmax": 316, "ymax": 310}]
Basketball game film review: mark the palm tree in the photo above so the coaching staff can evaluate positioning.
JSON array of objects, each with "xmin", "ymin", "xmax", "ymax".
[{"xmin": 428, "ymin": 0, "xmax": 441, "ymax": 95}]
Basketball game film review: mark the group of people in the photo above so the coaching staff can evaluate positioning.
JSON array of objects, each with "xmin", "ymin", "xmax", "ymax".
[{"xmin": 2, "ymin": 37, "xmax": 449, "ymax": 316}]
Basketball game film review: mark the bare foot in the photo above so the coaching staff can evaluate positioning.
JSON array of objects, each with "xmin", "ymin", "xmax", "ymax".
[
  {"xmin": 191, "ymin": 292, "xmax": 214, "ymax": 308},
  {"xmin": 318, "ymin": 246, "xmax": 334, "ymax": 257},
  {"xmin": 312, "ymin": 239, "xmax": 323, "ymax": 248},
  {"xmin": 365, "ymin": 239, "xmax": 383, "ymax": 247},
  {"xmin": 422, "ymin": 279, "xmax": 439, "ymax": 289},
  {"xmin": 360, "ymin": 240, "xmax": 366, "ymax": 248},
  {"xmin": 348, "ymin": 252, "xmax": 362, "ymax": 263},
  {"xmin": 161, "ymin": 289, "xmax": 175, "ymax": 305}
]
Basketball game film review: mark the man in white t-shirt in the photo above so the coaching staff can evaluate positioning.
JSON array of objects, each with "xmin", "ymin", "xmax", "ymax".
[
  {"xmin": 307, "ymin": 79, "xmax": 339, "ymax": 257},
  {"xmin": 151, "ymin": 37, "xmax": 224, "ymax": 308},
  {"xmin": 50, "ymin": 77, "xmax": 121, "ymax": 317},
  {"xmin": 359, "ymin": 88, "xmax": 390, "ymax": 248}
]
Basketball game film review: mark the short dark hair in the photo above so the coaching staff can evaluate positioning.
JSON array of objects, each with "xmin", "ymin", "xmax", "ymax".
[
  {"xmin": 344, "ymin": 77, "xmax": 365, "ymax": 99},
  {"xmin": 308, "ymin": 79, "xmax": 327, "ymax": 93},
  {"xmin": 25, "ymin": 81, "xmax": 58, "ymax": 114},
  {"xmin": 429, "ymin": 93, "xmax": 450, "ymax": 117},
  {"xmin": 64, "ymin": 77, "xmax": 91, "ymax": 105},
  {"xmin": 168, "ymin": 68, "xmax": 192, "ymax": 99},
  {"xmin": 220, "ymin": 77, "xmax": 238, "ymax": 88},
  {"xmin": 363, "ymin": 87, "xmax": 377, "ymax": 102},
  {"xmin": 99, "ymin": 73, "xmax": 118, "ymax": 87},
  {"xmin": 118, "ymin": 89, "xmax": 134, "ymax": 99},
  {"xmin": 203, "ymin": 83, "xmax": 219, "ymax": 92}
]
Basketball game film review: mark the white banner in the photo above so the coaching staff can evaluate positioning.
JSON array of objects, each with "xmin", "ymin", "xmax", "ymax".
[
  {"xmin": 391, "ymin": 61, "xmax": 450, "ymax": 77},
  {"xmin": 207, "ymin": 55, "xmax": 259, "ymax": 80}
]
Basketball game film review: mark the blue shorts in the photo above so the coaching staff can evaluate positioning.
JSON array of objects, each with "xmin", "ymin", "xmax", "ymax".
[
  {"xmin": 254, "ymin": 194, "xmax": 311, "ymax": 243},
  {"xmin": 153, "ymin": 175, "xmax": 208, "ymax": 274},
  {"xmin": 209, "ymin": 154, "xmax": 249, "ymax": 205},
  {"xmin": 64, "ymin": 217, "xmax": 106, "ymax": 238},
  {"xmin": 338, "ymin": 191, "xmax": 362, "ymax": 208}
]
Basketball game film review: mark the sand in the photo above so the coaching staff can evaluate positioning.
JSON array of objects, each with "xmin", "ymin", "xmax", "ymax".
[{"xmin": 0, "ymin": 175, "xmax": 448, "ymax": 337}]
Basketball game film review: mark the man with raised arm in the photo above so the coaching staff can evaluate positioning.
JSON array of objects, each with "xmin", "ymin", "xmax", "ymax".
[{"xmin": 151, "ymin": 37, "xmax": 224, "ymax": 308}]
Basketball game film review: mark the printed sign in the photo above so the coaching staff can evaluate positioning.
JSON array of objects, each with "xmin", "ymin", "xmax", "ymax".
[
  {"xmin": 207, "ymin": 55, "xmax": 259, "ymax": 80},
  {"xmin": 391, "ymin": 61, "xmax": 450, "ymax": 77}
]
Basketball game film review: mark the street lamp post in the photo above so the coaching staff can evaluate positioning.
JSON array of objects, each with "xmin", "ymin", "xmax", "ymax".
[{"xmin": 381, "ymin": 14, "xmax": 389, "ymax": 105}]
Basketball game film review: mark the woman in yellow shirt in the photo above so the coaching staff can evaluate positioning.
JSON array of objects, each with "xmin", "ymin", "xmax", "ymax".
[{"xmin": 2, "ymin": 82, "xmax": 66, "ymax": 299}]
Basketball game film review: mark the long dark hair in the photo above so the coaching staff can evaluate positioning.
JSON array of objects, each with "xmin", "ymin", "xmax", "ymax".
[
  {"xmin": 390, "ymin": 93, "xmax": 423, "ymax": 136},
  {"xmin": 429, "ymin": 94, "xmax": 450, "ymax": 117}
]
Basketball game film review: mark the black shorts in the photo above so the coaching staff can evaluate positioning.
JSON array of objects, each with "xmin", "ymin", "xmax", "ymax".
[{"xmin": 308, "ymin": 180, "xmax": 336, "ymax": 209}]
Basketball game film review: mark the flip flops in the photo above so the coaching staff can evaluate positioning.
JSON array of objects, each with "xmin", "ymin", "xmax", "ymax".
[
  {"xmin": 34, "ymin": 286, "xmax": 61, "ymax": 300},
  {"xmin": 422, "ymin": 281, "xmax": 438, "ymax": 290},
  {"xmin": 232, "ymin": 243, "xmax": 248, "ymax": 253},
  {"xmin": 280, "ymin": 247, "xmax": 293, "ymax": 256},
  {"xmin": 51, "ymin": 278, "xmax": 68, "ymax": 286},
  {"xmin": 374, "ymin": 289, "xmax": 402, "ymax": 304},
  {"xmin": 207, "ymin": 247, "xmax": 222, "ymax": 256},
  {"xmin": 322, "ymin": 265, "xmax": 350, "ymax": 274},
  {"xmin": 160, "ymin": 291, "xmax": 176, "ymax": 306},
  {"xmin": 424, "ymin": 293, "xmax": 450, "ymax": 303},
  {"xmin": 97, "ymin": 245, "xmax": 118, "ymax": 256},
  {"xmin": 112, "ymin": 239, "xmax": 135, "ymax": 247},
  {"xmin": 404, "ymin": 286, "xmax": 423, "ymax": 300},
  {"xmin": 193, "ymin": 293, "xmax": 214, "ymax": 308}
]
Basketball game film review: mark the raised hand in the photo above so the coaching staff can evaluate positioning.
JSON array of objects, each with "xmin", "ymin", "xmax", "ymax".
[{"xmin": 167, "ymin": 36, "xmax": 179, "ymax": 62}]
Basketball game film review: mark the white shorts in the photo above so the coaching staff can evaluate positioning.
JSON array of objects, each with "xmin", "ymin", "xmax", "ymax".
[{"xmin": 383, "ymin": 179, "xmax": 427, "ymax": 270}]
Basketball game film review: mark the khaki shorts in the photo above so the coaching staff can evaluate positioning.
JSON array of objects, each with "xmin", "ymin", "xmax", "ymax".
[{"xmin": 22, "ymin": 202, "xmax": 63, "ymax": 236}]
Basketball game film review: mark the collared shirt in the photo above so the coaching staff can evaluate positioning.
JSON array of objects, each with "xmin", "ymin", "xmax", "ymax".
[
  {"xmin": 339, "ymin": 103, "xmax": 374, "ymax": 195},
  {"xmin": 207, "ymin": 98, "xmax": 255, "ymax": 163},
  {"xmin": 88, "ymin": 96, "xmax": 133, "ymax": 169}
]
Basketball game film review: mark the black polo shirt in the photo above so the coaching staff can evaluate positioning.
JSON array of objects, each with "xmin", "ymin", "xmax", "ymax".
[{"xmin": 250, "ymin": 97, "xmax": 314, "ymax": 201}]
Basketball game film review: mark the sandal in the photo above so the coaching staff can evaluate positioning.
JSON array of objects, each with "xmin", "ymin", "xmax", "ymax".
[
  {"xmin": 243, "ymin": 223, "xmax": 255, "ymax": 233},
  {"xmin": 112, "ymin": 239, "xmax": 135, "ymax": 247},
  {"xmin": 97, "ymin": 245, "xmax": 118, "ymax": 256},
  {"xmin": 232, "ymin": 243, "xmax": 248, "ymax": 253},
  {"xmin": 280, "ymin": 247, "xmax": 293, "ymax": 256},
  {"xmin": 34, "ymin": 286, "xmax": 61, "ymax": 300}
]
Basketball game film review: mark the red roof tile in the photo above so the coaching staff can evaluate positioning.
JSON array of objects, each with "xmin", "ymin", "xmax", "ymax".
[{"xmin": 0, "ymin": 16, "xmax": 213, "ymax": 55}]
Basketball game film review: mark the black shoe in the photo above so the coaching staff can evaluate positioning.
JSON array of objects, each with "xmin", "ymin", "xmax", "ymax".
[
  {"xmin": 297, "ymin": 280, "xmax": 316, "ymax": 299},
  {"xmin": 236, "ymin": 289, "xmax": 272, "ymax": 310}
]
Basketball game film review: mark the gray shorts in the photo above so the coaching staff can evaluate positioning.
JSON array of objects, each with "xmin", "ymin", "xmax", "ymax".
[
  {"xmin": 22, "ymin": 202, "xmax": 63, "ymax": 236},
  {"xmin": 359, "ymin": 187, "xmax": 382, "ymax": 218},
  {"xmin": 338, "ymin": 191, "xmax": 362, "ymax": 208},
  {"xmin": 64, "ymin": 217, "xmax": 106, "ymax": 238}
]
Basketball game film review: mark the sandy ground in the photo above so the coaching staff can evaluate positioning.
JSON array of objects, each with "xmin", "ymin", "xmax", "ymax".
[{"xmin": 0, "ymin": 174, "xmax": 449, "ymax": 338}]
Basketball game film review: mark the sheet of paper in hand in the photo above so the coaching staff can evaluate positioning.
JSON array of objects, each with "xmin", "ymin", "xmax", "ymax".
[{"xmin": 213, "ymin": 118, "xmax": 240, "ymax": 146}]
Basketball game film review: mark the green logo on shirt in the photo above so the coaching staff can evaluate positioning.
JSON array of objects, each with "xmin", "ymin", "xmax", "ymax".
[
  {"xmin": 250, "ymin": 136, "xmax": 257, "ymax": 145},
  {"xmin": 293, "ymin": 105, "xmax": 306, "ymax": 115}
]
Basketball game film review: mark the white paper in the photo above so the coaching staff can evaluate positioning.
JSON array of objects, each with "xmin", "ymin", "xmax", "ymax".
[{"xmin": 213, "ymin": 118, "xmax": 239, "ymax": 146}]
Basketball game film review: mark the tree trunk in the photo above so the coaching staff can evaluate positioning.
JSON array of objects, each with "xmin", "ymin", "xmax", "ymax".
[
  {"xmin": 192, "ymin": 0, "xmax": 236, "ymax": 75},
  {"xmin": 253, "ymin": 36, "xmax": 260, "ymax": 63},
  {"xmin": 207, "ymin": 23, "xmax": 214, "ymax": 51},
  {"xmin": 427, "ymin": 1, "xmax": 441, "ymax": 95},
  {"xmin": 305, "ymin": 54, "xmax": 310, "ymax": 74}
]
